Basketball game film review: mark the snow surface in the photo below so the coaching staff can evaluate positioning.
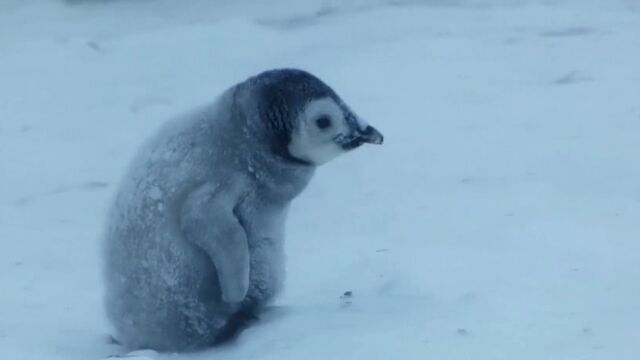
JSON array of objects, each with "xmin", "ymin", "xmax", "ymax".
[{"xmin": 1, "ymin": 0, "xmax": 640, "ymax": 359}]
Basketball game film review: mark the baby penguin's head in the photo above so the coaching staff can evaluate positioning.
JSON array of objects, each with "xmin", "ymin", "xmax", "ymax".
[
  {"xmin": 251, "ymin": 69, "xmax": 383, "ymax": 166},
  {"xmin": 288, "ymin": 96, "xmax": 383, "ymax": 165}
]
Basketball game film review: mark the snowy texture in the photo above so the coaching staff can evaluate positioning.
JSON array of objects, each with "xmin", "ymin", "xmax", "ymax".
[{"xmin": 1, "ymin": 0, "xmax": 639, "ymax": 359}]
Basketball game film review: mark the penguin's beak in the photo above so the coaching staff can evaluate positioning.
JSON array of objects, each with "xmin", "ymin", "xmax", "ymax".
[
  {"xmin": 336, "ymin": 124, "xmax": 384, "ymax": 150},
  {"xmin": 360, "ymin": 125, "xmax": 384, "ymax": 145}
]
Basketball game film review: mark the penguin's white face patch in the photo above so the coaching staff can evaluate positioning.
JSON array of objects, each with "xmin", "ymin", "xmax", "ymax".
[{"xmin": 288, "ymin": 97, "xmax": 349, "ymax": 165}]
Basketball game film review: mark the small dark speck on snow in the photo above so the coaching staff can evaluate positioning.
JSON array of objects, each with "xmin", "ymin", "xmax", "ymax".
[
  {"xmin": 553, "ymin": 71, "xmax": 592, "ymax": 85},
  {"xmin": 461, "ymin": 176, "xmax": 475, "ymax": 184},
  {"xmin": 340, "ymin": 291, "xmax": 353, "ymax": 306},
  {"xmin": 87, "ymin": 41, "xmax": 103, "ymax": 52},
  {"xmin": 541, "ymin": 27, "xmax": 596, "ymax": 38}
]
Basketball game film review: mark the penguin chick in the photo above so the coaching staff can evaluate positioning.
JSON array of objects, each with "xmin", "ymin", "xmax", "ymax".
[{"xmin": 103, "ymin": 69, "xmax": 383, "ymax": 351}]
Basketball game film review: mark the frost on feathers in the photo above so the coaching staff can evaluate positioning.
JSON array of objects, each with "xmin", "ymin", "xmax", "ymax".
[{"xmin": 103, "ymin": 69, "xmax": 383, "ymax": 351}]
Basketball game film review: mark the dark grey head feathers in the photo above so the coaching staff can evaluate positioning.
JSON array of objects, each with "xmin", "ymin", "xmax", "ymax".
[{"xmin": 252, "ymin": 69, "xmax": 340, "ymax": 130}]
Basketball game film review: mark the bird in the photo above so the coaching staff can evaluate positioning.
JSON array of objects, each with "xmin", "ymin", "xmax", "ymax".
[{"xmin": 103, "ymin": 69, "xmax": 383, "ymax": 351}]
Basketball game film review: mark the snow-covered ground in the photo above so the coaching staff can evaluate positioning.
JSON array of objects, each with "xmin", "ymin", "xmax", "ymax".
[{"xmin": 1, "ymin": 0, "xmax": 640, "ymax": 359}]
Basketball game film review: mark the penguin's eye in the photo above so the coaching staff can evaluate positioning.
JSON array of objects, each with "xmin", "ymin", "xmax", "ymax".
[{"xmin": 315, "ymin": 116, "xmax": 332, "ymax": 130}]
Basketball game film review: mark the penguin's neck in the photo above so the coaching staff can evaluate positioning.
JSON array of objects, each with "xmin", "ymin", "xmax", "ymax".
[
  {"xmin": 246, "ymin": 148, "xmax": 316, "ymax": 203},
  {"xmin": 230, "ymin": 85, "xmax": 316, "ymax": 202}
]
